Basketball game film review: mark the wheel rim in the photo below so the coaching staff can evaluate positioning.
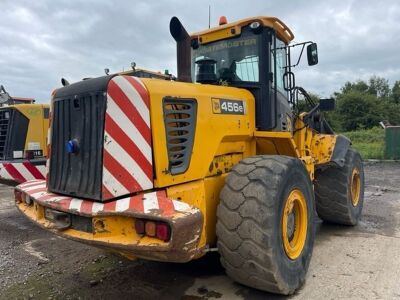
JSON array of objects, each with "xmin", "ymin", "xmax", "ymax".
[
  {"xmin": 281, "ymin": 189, "xmax": 308, "ymax": 260},
  {"xmin": 351, "ymin": 168, "xmax": 361, "ymax": 207}
]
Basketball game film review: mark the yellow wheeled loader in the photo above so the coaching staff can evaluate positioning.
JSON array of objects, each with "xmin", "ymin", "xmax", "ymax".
[
  {"xmin": 15, "ymin": 15, "xmax": 364, "ymax": 294},
  {"xmin": 0, "ymin": 85, "xmax": 49, "ymax": 183}
]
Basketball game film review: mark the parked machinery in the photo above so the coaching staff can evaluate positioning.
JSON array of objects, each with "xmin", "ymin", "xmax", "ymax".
[{"xmin": 15, "ymin": 16, "xmax": 364, "ymax": 294}]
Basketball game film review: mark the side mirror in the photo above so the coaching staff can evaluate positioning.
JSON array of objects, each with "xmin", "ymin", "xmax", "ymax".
[
  {"xmin": 319, "ymin": 98, "xmax": 335, "ymax": 111},
  {"xmin": 307, "ymin": 43, "xmax": 318, "ymax": 66}
]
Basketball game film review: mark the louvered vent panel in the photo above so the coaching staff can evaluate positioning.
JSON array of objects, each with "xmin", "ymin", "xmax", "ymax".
[
  {"xmin": 163, "ymin": 98, "xmax": 197, "ymax": 175},
  {"xmin": 0, "ymin": 109, "xmax": 11, "ymax": 159}
]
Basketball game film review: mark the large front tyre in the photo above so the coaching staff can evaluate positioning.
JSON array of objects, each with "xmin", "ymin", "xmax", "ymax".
[
  {"xmin": 315, "ymin": 148, "xmax": 364, "ymax": 225},
  {"xmin": 216, "ymin": 156, "xmax": 316, "ymax": 295}
]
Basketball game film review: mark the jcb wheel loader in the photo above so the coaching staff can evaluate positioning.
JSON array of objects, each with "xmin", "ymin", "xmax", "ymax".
[
  {"xmin": 15, "ymin": 16, "xmax": 364, "ymax": 294},
  {"xmin": 0, "ymin": 86, "xmax": 49, "ymax": 183}
]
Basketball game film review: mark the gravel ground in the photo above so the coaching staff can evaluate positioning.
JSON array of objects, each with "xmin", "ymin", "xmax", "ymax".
[{"xmin": 0, "ymin": 161, "xmax": 399, "ymax": 299}]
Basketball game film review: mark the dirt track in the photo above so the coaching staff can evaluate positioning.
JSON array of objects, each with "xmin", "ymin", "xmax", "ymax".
[{"xmin": 0, "ymin": 162, "xmax": 399, "ymax": 299}]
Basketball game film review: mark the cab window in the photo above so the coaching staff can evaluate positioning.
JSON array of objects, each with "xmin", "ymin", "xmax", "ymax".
[{"xmin": 271, "ymin": 38, "xmax": 287, "ymax": 96}]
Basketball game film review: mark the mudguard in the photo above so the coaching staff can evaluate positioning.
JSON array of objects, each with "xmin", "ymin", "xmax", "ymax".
[{"xmin": 331, "ymin": 135, "xmax": 351, "ymax": 167}]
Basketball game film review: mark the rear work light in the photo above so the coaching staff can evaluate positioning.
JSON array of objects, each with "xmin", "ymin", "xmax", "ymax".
[{"xmin": 135, "ymin": 219, "xmax": 171, "ymax": 242}]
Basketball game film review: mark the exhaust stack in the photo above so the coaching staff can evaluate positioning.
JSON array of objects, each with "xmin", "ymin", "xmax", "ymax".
[{"xmin": 169, "ymin": 17, "xmax": 192, "ymax": 83}]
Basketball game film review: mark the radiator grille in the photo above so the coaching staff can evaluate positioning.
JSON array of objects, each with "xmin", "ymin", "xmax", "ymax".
[
  {"xmin": 163, "ymin": 98, "xmax": 197, "ymax": 175},
  {"xmin": 0, "ymin": 109, "xmax": 11, "ymax": 159},
  {"xmin": 48, "ymin": 92, "xmax": 106, "ymax": 199}
]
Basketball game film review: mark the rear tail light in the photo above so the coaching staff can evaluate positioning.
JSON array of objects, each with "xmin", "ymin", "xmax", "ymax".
[
  {"xmin": 135, "ymin": 219, "xmax": 145, "ymax": 235},
  {"xmin": 135, "ymin": 219, "xmax": 171, "ymax": 242},
  {"xmin": 14, "ymin": 190, "xmax": 22, "ymax": 203},
  {"xmin": 156, "ymin": 223, "xmax": 171, "ymax": 241},
  {"xmin": 145, "ymin": 221, "xmax": 156, "ymax": 237}
]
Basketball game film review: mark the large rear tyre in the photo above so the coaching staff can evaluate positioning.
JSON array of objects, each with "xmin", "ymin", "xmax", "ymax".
[
  {"xmin": 315, "ymin": 148, "xmax": 364, "ymax": 225},
  {"xmin": 216, "ymin": 156, "xmax": 315, "ymax": 295}
]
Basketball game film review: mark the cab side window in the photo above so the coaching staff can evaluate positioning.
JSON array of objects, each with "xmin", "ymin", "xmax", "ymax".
[{"xmin": 271, "ymin": 38, "xmax": 287, "ymax": 96}]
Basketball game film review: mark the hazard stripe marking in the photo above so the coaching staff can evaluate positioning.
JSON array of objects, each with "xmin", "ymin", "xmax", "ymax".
[
  {"xmin": 156, "ymin": 191, "xmax": 175, "ymax": 216},
  {"xmin": 103, "ymin": 200, "xmax": 117, "ymax": 212},
  {"xmin": 69, "ymin": 199, "xmax": 83, "ymax": 211},
  {"xmin": 13, "ymin": 164, "xmax": 34, "ymax": 181},
  {"xmin": 116, "ymin": 197, "xmax": 130, "ymax": 212},
  {"xmin": 102, "ymin": 75, "xmax": 153, "ymax": 200},
  {"xmin": 103, "ymin": 137, "xmax": 152, "ymax": 189},
  {"xmin": 23, "ymin": 162, "xmax": 45, "ymax": 180},
  {"xmin": 0, "ymin": 162, "xmax": 47, "ymax": 183},
  {"xmin": 3, "ymin": 163, "xmax": 25, "ymax": 182},
  {"xmin": 104, "ymin": 115, "xmax": 152, "ymax": 175},
  {"xmin": 101, "ymin": 184, "xmax": 114, "ymax": 200},
  {"xmin": 129, "ymin": 195, "xmax": 144, "ymax": 212},
  {"xmin": 108, "ymin": 78, "xmax": 150, "ymax": 130},
  {"xmin": 124, "ymin": 76, "xmax": 150, "ymax": 108},
  {"xmin": 17, "ymin": 180, "xmax": 199, "ymax": 218},
  {"xmin": 80, "ymin": 201, "xmax": 94, "ymax": 214},
  {"xmin": 105, "ymin": 95, "xmax": 151, "ymax": 156},
  {"xmin": 18, "ymin": 180, "xmax": 43, "ymax": 188},
  {"xmin": 92, "ymin": 202, "xmax": 104, "ymax": 214},
  {"xmin": 143, "ymin": 192, "xmax": 159, "ymax": 213},
  {"xmin": 102, "ymin": 165, "xmax": 130, "ymax": 197},
  {"xmin": 22, "ymin": 184, "xmax": 47, "ymax": 192}
]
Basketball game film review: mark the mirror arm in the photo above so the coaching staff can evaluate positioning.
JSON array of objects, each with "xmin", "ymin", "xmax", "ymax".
[
  {"xmin": 291, "ymin": 44, "xmax": 306, "ymax": 67},
  {"xmin": 287, "ymin": 41, "xmax": 314, "ymax": 68}
]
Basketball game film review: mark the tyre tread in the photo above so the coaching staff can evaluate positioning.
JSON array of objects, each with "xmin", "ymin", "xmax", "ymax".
[{"xmin": 216, "ymin": 155, "xmax": 312, "ymax": 294}]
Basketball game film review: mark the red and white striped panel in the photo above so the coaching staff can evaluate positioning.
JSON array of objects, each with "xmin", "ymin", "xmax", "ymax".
[
  {"xmin": 0, "ymin": 161, "xmax": 46, "ymax": 183},
  {"xmin": 45, "ymin": 100, "xmax": 53, "ymax": 184},
  {"xmin": 17, "ymin": 180, "xmax": 198, "ymax": 218},
  {"xmin": 102, "ymin": 75, "xmax": 153, "ymax": 200}
]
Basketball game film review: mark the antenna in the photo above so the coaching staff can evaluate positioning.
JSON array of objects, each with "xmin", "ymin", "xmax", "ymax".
[{"xmin": 208, "ymin": 5, "xmax": 211, "ymax": 28}]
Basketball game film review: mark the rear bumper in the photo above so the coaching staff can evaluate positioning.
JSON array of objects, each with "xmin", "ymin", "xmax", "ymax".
[
  {"xmin": 15, "ymin": 180, "xmax": 203, "ymax": 262},
  {"xmin": 0, "ymin": 159, "xmax": 46, "ymax": 184}
]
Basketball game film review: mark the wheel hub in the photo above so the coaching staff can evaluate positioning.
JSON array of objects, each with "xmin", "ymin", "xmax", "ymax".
[
  {"xmin": 287, "ymin": 211, "xmax": 295, "ymax": 240},
  {"xmin": 351, "ymin": 168, "xmax": 361, "ymax": 207},
  {"xmin": 281, "ymin": 189, "xmax": 308, "ymax": 260}
]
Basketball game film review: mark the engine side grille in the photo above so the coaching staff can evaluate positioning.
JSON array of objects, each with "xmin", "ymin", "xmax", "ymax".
[
  {"xmin": 0, "ymin": 108, "xmax": 29, "ymax": 160},
  {"xmin": 163, "ymin": 98, "xmax": 197, "ymax": 175},
  {"xmin": 48, "ymin": 92, "xmax": 107, "ymax": 200},
  {"xmin": 0, "ymin": 109, "xmax": 11, "ymax": 159}
]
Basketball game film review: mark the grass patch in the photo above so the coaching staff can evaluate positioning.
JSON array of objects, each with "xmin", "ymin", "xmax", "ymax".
[{"xmin": 341, "ymin": 127, "xmax": 385, "ymax": 159}]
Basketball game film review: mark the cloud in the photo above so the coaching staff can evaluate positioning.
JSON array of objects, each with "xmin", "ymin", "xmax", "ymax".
[{"xmin": 0, "ymin": 0, "xmax": 399, "ymax": 101}]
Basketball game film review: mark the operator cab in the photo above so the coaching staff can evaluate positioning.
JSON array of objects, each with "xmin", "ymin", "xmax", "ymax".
[{"xmin": 170, "ymin": 16, "xmax": 320, "ymax": 131}]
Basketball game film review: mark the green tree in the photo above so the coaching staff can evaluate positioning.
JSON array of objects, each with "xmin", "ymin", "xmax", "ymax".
[
  {"xmin": 339, "ymin": 80, "xmax": 369, "ymax": 95},
  {"xmin": 335, "ymin": 91, "xmax": 384, "ymax": 131},
  {"xmin": 330, "ymin": 76, "xmax": 400, "ymax": 130},
  {"xmin": 295, "ymin": 76, "xmax": 400, "ymax": 131},
  {"xmin": 368, "ymin": 76, "xmax": 390, "ymax": 98},
  {"xmin": 392, "ymin": 81, "xmax": 400, "ymax": 104}
]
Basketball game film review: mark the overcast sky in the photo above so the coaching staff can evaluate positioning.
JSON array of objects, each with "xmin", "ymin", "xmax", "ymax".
[{"xmin": 1, "ymin": 0, "xmax": 399, "ymax": 102}]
